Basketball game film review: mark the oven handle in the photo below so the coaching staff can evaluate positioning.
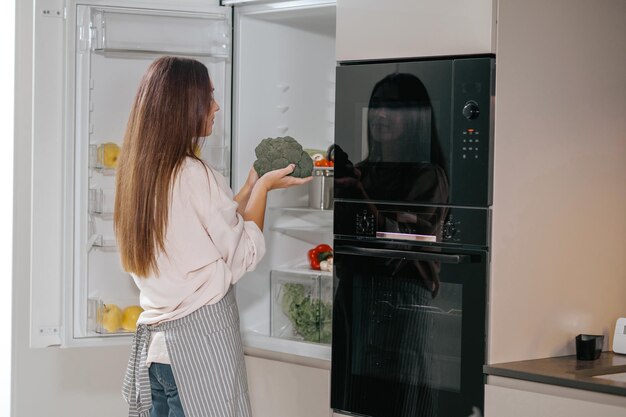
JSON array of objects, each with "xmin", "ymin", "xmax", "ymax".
[{"xmin": 334, "ymin": 245, "xmax": 471, "ymax": 264}]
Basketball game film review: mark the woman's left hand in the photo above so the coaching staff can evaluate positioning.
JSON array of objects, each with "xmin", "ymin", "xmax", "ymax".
[{"xmin": 259, "ymin": 164, "xmax": 312, "ymax": 191}]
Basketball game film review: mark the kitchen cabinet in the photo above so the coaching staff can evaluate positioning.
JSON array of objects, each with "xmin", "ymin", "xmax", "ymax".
[
  {"xmin": 245, "ymin": 355, "xmax": 331, "ymax": 417},
  {"xmin": 486, "ymin": 0, "xmax": 626, "ymax": 364},
  {"xmin": 485, "ymin": 376, "xmax": 626, "ymax": 417},
  {"xmin": 336, "ymin": 0, "xmax": 496, "ymax": 61}
]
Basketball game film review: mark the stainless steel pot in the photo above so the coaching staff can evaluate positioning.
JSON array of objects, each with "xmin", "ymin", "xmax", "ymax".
[{"xmin": 309, "ymin": 167, "xmax": 334, "ymax": 210}]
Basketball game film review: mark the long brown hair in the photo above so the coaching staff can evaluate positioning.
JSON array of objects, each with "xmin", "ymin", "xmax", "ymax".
[{"xmin": 114, "ymin": 56, "xmax": 213, "ymax": 277}]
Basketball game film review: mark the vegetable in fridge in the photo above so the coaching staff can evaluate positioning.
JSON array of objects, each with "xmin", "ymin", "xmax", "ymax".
[
  {"xmin": 308, "ymin": 244, "xmax": 333, "ymax": 271},
  {"xmin": 281, "ymin": 283, "xmax": 332, "ymax": 343}
]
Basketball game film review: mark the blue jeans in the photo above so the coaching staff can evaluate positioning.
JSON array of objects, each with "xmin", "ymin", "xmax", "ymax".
[{"xmin": 149, "ymin": 363, "xmax": 185, "ymax": 417}]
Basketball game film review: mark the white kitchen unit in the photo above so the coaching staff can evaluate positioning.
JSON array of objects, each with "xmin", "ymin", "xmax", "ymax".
[
  {"xmin": 336, "ymin": 0, "xmax": 496, "ymax": 61},
  {"xmin": 485, "ymin": 376, "xmax": 626, "ymax": 417},
  {"xmin": 245, "ymin": 355, "xmax": 331, "ymax": 417},
  {"xmin": 30, "ymin": 0, "xmax": 336, "ymax": 362}
]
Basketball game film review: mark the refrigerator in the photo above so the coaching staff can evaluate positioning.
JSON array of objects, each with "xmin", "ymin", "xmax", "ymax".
[{"xmin": 30, "ymin": 0, "xmax": 336, "ymax": 362}]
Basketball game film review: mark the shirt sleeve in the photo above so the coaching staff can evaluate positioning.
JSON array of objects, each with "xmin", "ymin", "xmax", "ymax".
[{"xmin": 184, "ymin": 160, "xmax": 266, "ymax": 284}]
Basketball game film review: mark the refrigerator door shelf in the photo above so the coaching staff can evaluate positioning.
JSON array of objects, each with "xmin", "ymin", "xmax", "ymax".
[
  {"xmin": 89, "ymin": 143, "xmax": 119, "ymax": 175},
  {"xmin": 88, "ymin": 7, "xmax": 231, "ymax": 58},
  {"xmin": 88, "ymin": 297, "xmax": 139, "ymax": 336},
  {"xmin": 89, "ymin": 234, "xmax": 118, "ymax": 252},
  {"xmin": 88, "ymin": 188, "xmax": 114, "ymax": 219}
]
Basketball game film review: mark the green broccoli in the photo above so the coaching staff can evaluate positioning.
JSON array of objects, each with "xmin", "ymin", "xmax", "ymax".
[
  {"xmin": 281, "ymin": 283, "xmax": 332, "ymax": 344},
  {"xmin": 253, "ymin": 136, "xmax": 314, "ymax": 178}
]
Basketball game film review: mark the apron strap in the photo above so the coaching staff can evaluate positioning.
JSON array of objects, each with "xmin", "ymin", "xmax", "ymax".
[{"xmin": 122, "ymin": 324, "xmax": 151, "ymax": 417}]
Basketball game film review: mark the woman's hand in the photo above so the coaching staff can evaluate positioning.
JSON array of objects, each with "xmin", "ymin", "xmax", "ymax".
[
  {"xmin": 244, "ymin": 164, "xmax": 312, "ymax": 231},
  {"xmin": 258, "ymin": 164, "xmax": 312, "ymax": 191}
]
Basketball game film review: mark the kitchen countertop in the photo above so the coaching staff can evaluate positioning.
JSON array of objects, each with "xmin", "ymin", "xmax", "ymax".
[{"xmin": 484, "ymin": 352, "xmax": 626, "ymax": 396}]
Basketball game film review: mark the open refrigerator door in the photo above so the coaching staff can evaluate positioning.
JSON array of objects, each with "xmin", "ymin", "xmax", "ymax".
[
  {"xmin": 30, "ymin": 0, "xmax": 337, "ymax": 359},
  {"xmin": 30, "ymin": 0, "xmax": 232, "ymax": 348}
]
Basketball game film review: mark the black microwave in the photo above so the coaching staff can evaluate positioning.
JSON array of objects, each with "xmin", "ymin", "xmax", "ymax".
[{"xmin": 333, "ymin": 55, "xmax": 495, "ymax": 208}]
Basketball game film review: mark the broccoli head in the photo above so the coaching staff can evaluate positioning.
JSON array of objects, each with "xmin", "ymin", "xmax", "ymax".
[
  {"xmin": 253, "ymin": 136, "xmax": 314, "ymax": 178},
  {"xmin": 281, "ymin": 283, "xmax": 332, "ymax": 344}
]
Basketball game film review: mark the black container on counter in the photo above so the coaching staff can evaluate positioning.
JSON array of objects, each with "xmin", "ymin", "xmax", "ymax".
[{"xmin": 576, "ymin": 334, "xmax": 604, "ymax": 360}]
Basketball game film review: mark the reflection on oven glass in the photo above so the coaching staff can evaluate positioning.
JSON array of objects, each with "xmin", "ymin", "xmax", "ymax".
[
  {"xmin": 342, "ymin": 259, "xmax": 463, "ymax": 417},
  {"xmin": 335, "ymin": 72, "xmax": 449, "ymax": 208},
  {"xmin": 332, "ymin": 72, "xmax": 466, "ymax": 417}
]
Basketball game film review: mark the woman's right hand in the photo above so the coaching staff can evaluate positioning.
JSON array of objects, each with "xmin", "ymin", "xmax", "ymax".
[{"xmin": 258, "ymin": 164, "xmax": 312, "ymax": 191}]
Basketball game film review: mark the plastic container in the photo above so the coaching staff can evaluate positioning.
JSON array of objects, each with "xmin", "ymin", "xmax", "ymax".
[{"xmin": 270, "ymin": 270, "xmax": 332, "ymax": 344}]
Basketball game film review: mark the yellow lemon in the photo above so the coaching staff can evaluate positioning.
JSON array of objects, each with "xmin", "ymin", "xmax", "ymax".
[
  {"xmin": 121, "ymin": 305, "xmax": 144, "ymax": 332},
  {"xmin": 98, "ymin": 142, "xmax": 121, "ymax": 169},
  {"xmin": 97, "ymin": 303, "xmax": 123, "ymax": 333}
]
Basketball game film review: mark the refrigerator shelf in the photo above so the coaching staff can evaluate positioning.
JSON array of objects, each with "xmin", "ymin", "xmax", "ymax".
[
  {"xmin": 92, "ymin": 167, "xmax": 116, "ymax": 176},
  {"xmin": 88, "ymin": 298, "xmax": 141, "ymax": 335},
  {"xmin": 272, "ymin": 262, "xmax": 332, "ymax": 278},
  {"xmin": 88, "ymin": 188, "xmax": 114, "ymax": 219},
  {"xmin": 271, "ymin": 225, "xmax": 333, "ymax": 233},
  {"xmin": 269, "ymin": 206, "xmax": 333, "ymax": 214},
  {"xmin": 93, "ymin": 49, "xmax": 230, "ymax": 60},
  {"xmin": 89, "ymin": 211, "xmax": 113, "ymax": 220},
  {"xmin": 89, "ymin": 144, "xmax": 119, "ymax": 175},
  {"xmin": 89, "ymin": 234, "xmax": 118, "ymax": 252},
  {"xmin": 89, "ymin": 8, "xmax": 231, "ymax": 58}
]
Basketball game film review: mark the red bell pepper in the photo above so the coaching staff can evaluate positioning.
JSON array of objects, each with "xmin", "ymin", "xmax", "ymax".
[{"xmin": 308, "ymin": 244, "xmax": 333, "ymax": 270}]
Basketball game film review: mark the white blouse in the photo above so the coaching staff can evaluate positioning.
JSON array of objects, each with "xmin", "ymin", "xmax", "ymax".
[{"xmin": 130, "ymin": 157, "xmax": 266, "ymax": 365}]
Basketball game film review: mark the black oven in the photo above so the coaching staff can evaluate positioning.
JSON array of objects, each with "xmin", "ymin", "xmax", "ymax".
[{"xmin": 331, "ymin": 56, "xmax": 494, "ymax": 417}]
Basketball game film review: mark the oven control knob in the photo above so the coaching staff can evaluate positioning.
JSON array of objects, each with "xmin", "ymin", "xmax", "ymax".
[
  {"xmin": 462, "ymin": 101, "xmax": 480, "ymax": 120},
  {"xmin": 443, "ymin": 222, "xmax": 457, "ymax": 240},
  {"xmin": 355, "ymin": 212, "xmax": 374, "ymax": 235},
  {"xmin": 356, "ymin": 218, "xmax": 371, "ymax": 235}
]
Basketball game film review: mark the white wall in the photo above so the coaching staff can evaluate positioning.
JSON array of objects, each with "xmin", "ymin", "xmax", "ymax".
[
  {"xmin": 1, "ymin": 2, "xmax": 15, "ymax": 417},
  {"xmin": 12, "ymin": 1, "xmax": 149, "ymax": 416},
  {"xmin": 489, "ymin": 0, "xmax": 626, "ymax": 363}
]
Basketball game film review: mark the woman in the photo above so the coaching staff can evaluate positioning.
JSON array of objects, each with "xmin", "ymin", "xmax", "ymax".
[{"xmin": 115, "ymin": 56, "xmax": 310, "ymax": 417}]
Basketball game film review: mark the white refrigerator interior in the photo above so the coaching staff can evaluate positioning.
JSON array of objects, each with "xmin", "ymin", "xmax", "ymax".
[
  {"xmin": 232, "ymin": 1, "xmax": 336, "ymax": 360},
  {"xmin": 31, "ymin": 0, "xmax": 337, "ymax": 361}
]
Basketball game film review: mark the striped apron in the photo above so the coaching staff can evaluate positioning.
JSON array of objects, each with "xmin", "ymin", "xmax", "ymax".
[{"xmin": 122, "ymin": 287, "xmax": 252, "ymax": 417}]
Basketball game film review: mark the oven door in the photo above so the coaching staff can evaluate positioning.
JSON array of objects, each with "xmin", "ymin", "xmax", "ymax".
[{"xmin": 330, "ymin": 239, "xmax": 487, "ymax": 417}]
